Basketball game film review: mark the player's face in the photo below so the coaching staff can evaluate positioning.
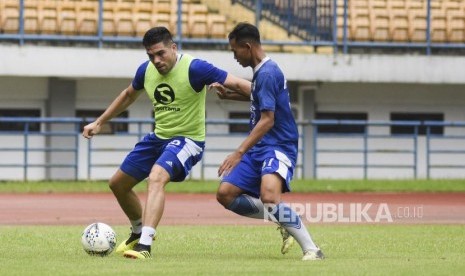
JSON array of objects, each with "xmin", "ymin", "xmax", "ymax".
[
  {"xmin": 146, "ymin": 41, "xmax": 177, "ymax": 75},
  {"xmin": 229, "ymin": 38, "xmax": 251, "ymax": 68}
]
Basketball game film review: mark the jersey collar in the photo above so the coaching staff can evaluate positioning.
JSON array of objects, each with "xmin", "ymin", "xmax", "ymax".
[{"xmin": 253, "ymin": 56, "xmax": 270, "ymax": 74}]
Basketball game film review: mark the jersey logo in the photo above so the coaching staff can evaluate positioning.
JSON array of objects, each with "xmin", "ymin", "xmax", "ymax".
[{"xmin": 154, "ymin": 83, "xmax": 175, "ymax": 105}]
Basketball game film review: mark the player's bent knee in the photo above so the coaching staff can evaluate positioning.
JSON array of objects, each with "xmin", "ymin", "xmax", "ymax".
[
  {"xmin": 216, "ymin": 190, "xmax": 229, "ymax": 207},
  {"xmin": 216, "ymin": 189, "xmax": 237, "ymax": 208},
  {"xmin": 260, "ymin": 194, "xmax": 280, "ymax": 205}
]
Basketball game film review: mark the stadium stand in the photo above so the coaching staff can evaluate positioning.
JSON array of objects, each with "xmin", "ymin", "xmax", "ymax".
[
  {"xmin": 333, "ymin": 0, "xmax": 465, "ymax": 43},
  {"xmin": 0, "ymin": 0, "xmax": 464, "ymax": 52},
  {"xmin": 0, "ymin": 0, "xmax": 228, "ymax": 38}
]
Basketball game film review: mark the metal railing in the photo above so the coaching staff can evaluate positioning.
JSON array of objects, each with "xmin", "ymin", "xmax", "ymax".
[
  {"xmin": 311, "ymin": 119, "xmax": 465, "ymax": 179},
  {"xmin": 2, "ymin": 117, "xmax": 465, "ymax": 180},
  {"xmin": 1, "ymin": 0, "xmax": 464, "ymax": 55}
]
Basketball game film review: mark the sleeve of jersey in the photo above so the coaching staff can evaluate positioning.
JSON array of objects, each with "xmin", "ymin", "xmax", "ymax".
[
  {"xmin": 189, "ymin": 59, "xmax": 228, "ymax": 92},
  {"xmin": 131, "ymin": 61, "xmax": 150, "ymax": 90},
  {"xmin": 256, "ymin": 72, "xmax": 277, "ymax": 112}
]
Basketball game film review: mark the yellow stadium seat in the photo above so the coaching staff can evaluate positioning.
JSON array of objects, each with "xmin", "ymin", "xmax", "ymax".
[
  {"xmin": 188, "ymin": 4, "xmax": 208, "ymax": 38},
  {"xmin": 23, "ymin": 1, "xmax": 40, "ymax": 34},
  {"xmin": 76, "ymin": 1, "xmax": 98, "ymax": 35},
  {"xmin": 58, "ymin": 1, "xmax": 78, "ymax": 35},
  {"xmin": 387, "ymin": 0, "xmax": 406, "ymax": 11},
  {"xmin": 389, "ymin": 9, "xmax": 409, "ymax": 41},
  {"xmin": 102, "ymin": 2, "xmax": 117, "ymax": 36},
  {"xmin": 39, "ymin": 1, "xmax": 59, "ymax": 34},
  {"xmin": 446, "ymin": 10, "xmax": 465, "ymax": 42},
  {"xmin": 369, "ymin": 0, "xmax": 390, "ymax": 41},
  {"xmin": 430, "ymin": 10, "xmax": 447, "ymax": 42},
  {"xmin": 1, "ymin": 0, "xmax": 19, "ymax": 33},
  {"xmin": 207, "ymin": 14, "xmax": 227, "ymax": 39},
  {"xmin": 408, "ymin": 9, "xmax": 427, "ymax": 42},
  {"xmin": 133, "ymin": 0, "xmax": 155, "ymax": 36},
  {"xmin": 350, "ymin": 2, "xmax": 370, "ymax": 41},
  {"xmin": 114, "ymin": 1, "xmax": 135, "ymax": 36}
]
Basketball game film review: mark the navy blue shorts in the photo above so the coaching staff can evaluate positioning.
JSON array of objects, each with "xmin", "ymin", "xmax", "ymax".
[
  {"xmin": 120, "ymin": 133, "xmax": 205, "ymax": 182},
  {"xmin": 221, "ymin": 149, "xmax": 294, "ymax": 198}
]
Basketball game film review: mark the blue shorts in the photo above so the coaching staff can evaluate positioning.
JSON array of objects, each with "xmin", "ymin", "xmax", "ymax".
[
  {"xmin": 120, "ymin": 133, "xmax": 204, "ymax": 182},
  {"xmin": 221, "ymin": 149, "xmax": 295, "ymax": 198}
]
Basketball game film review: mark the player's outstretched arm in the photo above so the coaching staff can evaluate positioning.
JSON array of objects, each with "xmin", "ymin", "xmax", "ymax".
[
  {"xmin": 208, "ymin": 82, "xmax": 249, "ymax": 101},
  {"xmin": 223, "ymin": 74, "xmax": 251, "ymax": 98},
  {"xmin": 82, "ymin": 84, "xmax": 142, "ymax": 139}
]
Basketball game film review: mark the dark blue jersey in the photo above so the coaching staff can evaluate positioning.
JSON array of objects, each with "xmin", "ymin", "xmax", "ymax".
[
  {"xmin": 250, "ymin": 57, "xmax": 299, "ymax": 164},
  {"xmin": 132, "ymin": 55, "xmax": 228, "ymax": 92}
]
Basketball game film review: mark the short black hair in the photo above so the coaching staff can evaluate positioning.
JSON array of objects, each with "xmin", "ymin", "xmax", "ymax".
[
  {"xmin": 228, "ymin": 22, "xmax": 261, "ymax": 44},
  {"xmin": 142, "ymin": 26, "xmax": 174, "ymax": 48}
]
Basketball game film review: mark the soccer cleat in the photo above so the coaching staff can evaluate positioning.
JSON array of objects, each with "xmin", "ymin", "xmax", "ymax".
[
  {"xmin": 277, "ymin": 226, "xmax": 295, "ymax": 254},
  {"xmin": 115, "ymin": 232, "xmax": 141, "ymax": 254},
  {"xmin": 123, "ymin": 243, "xmax": 152, "ymax": 259},
  {"xmin": 302, "ymin": 249, "xmax": 325, "ymax": 261}
]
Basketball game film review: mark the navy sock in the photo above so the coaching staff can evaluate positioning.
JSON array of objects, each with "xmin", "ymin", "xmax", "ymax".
[{"xmin": 227, "ymin": 194, "xmax": 264, "ymax": 219}]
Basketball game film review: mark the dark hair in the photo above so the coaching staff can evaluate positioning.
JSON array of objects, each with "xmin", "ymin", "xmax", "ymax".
[
  {"xmin": 142, "ymin": 26, "xmax": 174, "ymax": 48},
  {"xmin": 228, "ymin": 22, "xmax": 261, "ymax": 44}
]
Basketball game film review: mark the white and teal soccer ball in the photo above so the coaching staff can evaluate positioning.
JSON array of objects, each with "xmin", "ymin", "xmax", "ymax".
[{"xmin": 81, "ymin": 222, "xmax": 117, "ymax": 257}]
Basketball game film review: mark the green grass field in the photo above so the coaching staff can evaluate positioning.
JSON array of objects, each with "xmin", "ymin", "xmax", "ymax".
[
  {"xmin": 1, "ymin": 179, "xmax": 465, "ymax": 193},
  {"xmin": 1, "ymin": 225, "xmax": 464, "ymax": 275},
  {"xmin": 1, "ymin": 180, "xmax": 464, "ymax": 275}
]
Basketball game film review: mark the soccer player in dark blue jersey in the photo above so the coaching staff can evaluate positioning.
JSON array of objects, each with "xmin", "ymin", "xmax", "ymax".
[{"xmin": 213, "ymin": 22, "xmax": 325, "ymax": 261}]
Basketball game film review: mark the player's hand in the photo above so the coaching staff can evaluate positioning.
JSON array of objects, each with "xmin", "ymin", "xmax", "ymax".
[
  {"xmin": 208, "ymin": 82, "xmax": 228, "ymax": 99},
  {"xmin": 82, "ymin": 121, "xmax": 102, "ymax": 139},
  {"xmin": 218, "ymin": 151, "xmax": 242, "ymax": 177}
]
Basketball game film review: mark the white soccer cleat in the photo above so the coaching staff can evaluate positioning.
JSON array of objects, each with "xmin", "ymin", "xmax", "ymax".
[{"xmin": 302, "ymin": 249, "xmax": 325, "ymax": 261}]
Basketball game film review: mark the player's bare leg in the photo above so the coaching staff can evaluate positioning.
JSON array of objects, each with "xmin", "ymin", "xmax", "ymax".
[
  {"xmin": 109, "ymin": 169, "xmax": 144, "ymax": 253},
  {"xmin": 109, "ymin": 169, "xmax": 142, "ymax": 221},
  {"xmin": 124, "ymin": 164, "xmax": 170, "ymax": 259},
  {"xmin": 261, "ymin": 174, "xmax": 324, "ymax": 260},
  {"xmin": 143, "ymin": 164, "xmax": 170, "ymax": 229}
]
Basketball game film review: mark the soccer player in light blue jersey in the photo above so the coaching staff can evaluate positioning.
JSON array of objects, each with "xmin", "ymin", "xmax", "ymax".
[
  {"xmin": 213, "ymin": 22, "xmax": 325, "ymax": 261},
  {"xmin": 82, "ymin": 26, "xmax": 250, "ymax": 259}
]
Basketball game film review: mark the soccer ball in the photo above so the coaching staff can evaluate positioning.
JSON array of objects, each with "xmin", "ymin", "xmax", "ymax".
[{"xmin": 81, "ymin": 222, "xmax": 117, "ymax": 257}]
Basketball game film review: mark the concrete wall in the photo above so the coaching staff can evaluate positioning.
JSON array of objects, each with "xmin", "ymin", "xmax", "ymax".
[{"xmin": 1, "ymin": 45, "xmax": 465, "ymax": 180}]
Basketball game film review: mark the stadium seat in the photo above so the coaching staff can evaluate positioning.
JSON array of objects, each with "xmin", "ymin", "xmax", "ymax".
[
  {"xmin": 408, "ymin": 8, "xmax": 427, "ymax": 42},
  {"xmin": 387, "ymin": 0, "xmax": 406, "ymax": 11},
  {"xmin": 188, "ymin": 4, "xmax": 208, "ymax": 38},
  {"xmin": 430, "ymin": 10, "xmax": 447, "ymax": 42},
  {"xmin": 443, "ymin": 0, "xmax": 461, "ymax": 13},
  {"xmin": 133, "ymin": 0, "xmax": 155, "ymax": 36},
  {"xmin": 1, "ymin": 0, "xmax": 19, "ymax": 33},
  {"xmin": 350, "ymin": 1, "xmax": 370, "ymax": 41},
  {"xmin": 406, "ymin": 0, "xmax": 425, "ymax": 11},
  {"xmin": 76, "ymin": 1, "xmax": 98, "ymax": 35},
  {"xmin": 58, "ymin": 1, "xmax": 78, "ymax": 35},
  {"xmin": 369, "ymin": 0, "xmax": 390, "ymax": 41},
  {"xmin": 207, "ymin": 14, "xmax": 227, "ymax": 39},
  {"xmin": 102, "ymin": 2, "xmax": 117, "ymax": 36},
  {"xmin": 389, "ymin": 9, "xmax": 409, "ymax": 41},
  {"xmin": 446, "ymin": 10, "xmax": 465, "ymax": 42},
  {"xmin": 114, "ymin": 1, "xmax": 135, "ymax": 36},
  {"xmin": 153, "ymin": 2, "xmax": 174, "ymax": 32},
  {"xmin": 39, "ymin": 1, "xmax": 59, "ymax": 35},
  {"xmin": 23, "ymin": 1, "xmax": 40, "ymax": 34}
]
